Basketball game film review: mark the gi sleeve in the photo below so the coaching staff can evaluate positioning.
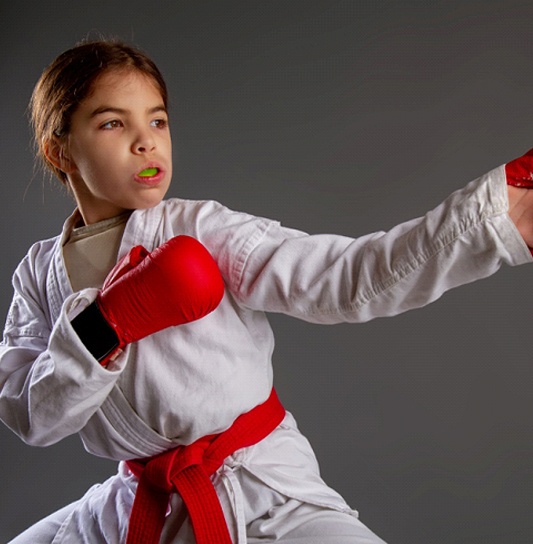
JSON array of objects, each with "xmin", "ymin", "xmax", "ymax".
[
  {"xmin": 0, "ymin": 245, "xmax": 127, "ymax": 447},
  {"xmin": 231, "ymin": 165, "xmax": 532, "ymax": 323}
]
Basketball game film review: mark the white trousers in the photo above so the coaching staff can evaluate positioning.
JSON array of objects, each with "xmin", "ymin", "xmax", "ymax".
[{"xmin": 10, "ymin": 465, "xmax": 387, "ymax": 544}]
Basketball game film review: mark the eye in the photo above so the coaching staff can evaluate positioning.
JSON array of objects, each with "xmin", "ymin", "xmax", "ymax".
[
  {"xmin": 100, "ymin": 119, "xmax": 123, "ymax": 130},
  {"xmin": 151, "ymin": 118, "xmax": 169, "ymax": 129}
]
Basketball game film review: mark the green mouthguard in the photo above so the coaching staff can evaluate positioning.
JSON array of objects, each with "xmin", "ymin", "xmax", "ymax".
[{"xmin": 139, "ymin": 168, "xmax": 158, "ymax": 177}]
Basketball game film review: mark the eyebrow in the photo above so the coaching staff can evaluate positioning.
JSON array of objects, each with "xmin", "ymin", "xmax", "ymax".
[{"xmin": 90, "ymin": 105, "xmax": 167, "ymax": 118}]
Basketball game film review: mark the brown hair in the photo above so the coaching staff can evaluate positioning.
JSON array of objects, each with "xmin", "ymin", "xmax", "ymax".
[{"xmin": 30, "ymin": 39, "xmax": 169, "ymax": 182}]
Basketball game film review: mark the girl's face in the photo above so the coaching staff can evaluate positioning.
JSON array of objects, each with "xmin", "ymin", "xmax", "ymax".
[{"xmin": 59, "ymin": 70, "xmax": 172, "ymax": 224}]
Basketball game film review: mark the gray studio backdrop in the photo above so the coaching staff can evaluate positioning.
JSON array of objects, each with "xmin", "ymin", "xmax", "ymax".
[{"xmin": 1, "ymin": 1, "xmax": 533, "ymax": 543}]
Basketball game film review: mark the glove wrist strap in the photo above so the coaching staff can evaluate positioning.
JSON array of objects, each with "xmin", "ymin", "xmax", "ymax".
[{"xmin": 71, "ymin": 301, "xmax": 121, "ymax": 365}]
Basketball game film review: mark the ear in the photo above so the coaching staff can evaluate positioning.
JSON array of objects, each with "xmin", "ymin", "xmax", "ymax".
[{"xmin": 44, "ymin": 137, "xmax": 76, "ymax": 175}]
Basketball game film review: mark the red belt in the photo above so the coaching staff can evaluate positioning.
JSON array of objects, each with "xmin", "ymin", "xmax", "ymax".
[{"xmin": 125, "ymin": 389, "xmax": 285, "ymax": 544}]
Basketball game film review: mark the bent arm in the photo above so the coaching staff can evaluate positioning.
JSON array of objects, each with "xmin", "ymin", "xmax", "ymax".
[{"xmin": 0, "ymin": 269, "xmax": 125, "ymax": 447}]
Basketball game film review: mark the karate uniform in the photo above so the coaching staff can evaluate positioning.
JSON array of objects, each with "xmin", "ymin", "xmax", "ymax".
[{"xmin": 0, "ymin": 165, "xmax": 530, "ymax": 543}]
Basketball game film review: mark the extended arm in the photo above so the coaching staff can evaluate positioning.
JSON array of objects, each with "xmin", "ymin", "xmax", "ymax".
[{"xmin": 233, "ymin": 156, "xmax": 532, "ymax": 323}]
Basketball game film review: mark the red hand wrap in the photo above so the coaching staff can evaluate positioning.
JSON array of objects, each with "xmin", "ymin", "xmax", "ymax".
[
  {"xmin": 505, "ymin": 148, "xmax": 533, "ymax": 255},
  {"xmin": 505, "ymin": 148, "xmax": 533, "ymax": 189}
]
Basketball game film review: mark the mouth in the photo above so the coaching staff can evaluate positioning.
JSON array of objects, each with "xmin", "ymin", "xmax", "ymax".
[
  {"xmin": 134, "ymin": 165, "xmax": 165, "ymax": 185},
  {"xmin": 138, "ymin": 167, "xmax": 159, "ymax": 178}
]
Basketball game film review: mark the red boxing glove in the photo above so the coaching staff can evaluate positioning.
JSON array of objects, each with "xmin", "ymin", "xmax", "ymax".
[
  {"xmin": 505, "ymin": 148, "xmax": 533, "ymax": 188},
  {"xmin": 72, "ymin": 236, "xmax": 224, "ymax": 365}
]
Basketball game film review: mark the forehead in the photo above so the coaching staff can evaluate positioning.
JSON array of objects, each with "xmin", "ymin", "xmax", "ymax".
[{"xmin": 84, "ymin": 70, "xmax": 165, "ymax": 108}]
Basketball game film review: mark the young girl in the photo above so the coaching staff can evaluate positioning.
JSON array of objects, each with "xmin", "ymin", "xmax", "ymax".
[{"xmin": 1, "ymin": 39, "xmax": 533, "ymax": 544}]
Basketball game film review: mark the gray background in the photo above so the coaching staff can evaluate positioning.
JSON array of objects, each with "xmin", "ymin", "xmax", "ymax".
[{"xmin": 1, "ymin": 1, "xmax": 533, "ymax": 542}]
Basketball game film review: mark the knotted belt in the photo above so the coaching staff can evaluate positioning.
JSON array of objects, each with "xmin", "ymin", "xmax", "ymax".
[{"xmin": 125, "ymin": 389, "xmax": 285, "ymax": 544}]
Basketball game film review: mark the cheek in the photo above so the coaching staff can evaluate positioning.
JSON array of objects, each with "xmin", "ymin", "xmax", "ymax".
[
  {"xmin": 72, "ymin": 145, "xmax": 113, "ymax": 178},
  {"xmin": 75, "ymin": 157, "xmax": 100, "ymax": 180},
  {"xmin": 68, "ymin": 140, "xmax": 93, "ymax": 172}
]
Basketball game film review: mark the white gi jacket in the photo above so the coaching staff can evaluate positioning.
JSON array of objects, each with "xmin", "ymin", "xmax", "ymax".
[{"xmin": 0, "ymin": 165, "xmax": 530, "ymax": 542}]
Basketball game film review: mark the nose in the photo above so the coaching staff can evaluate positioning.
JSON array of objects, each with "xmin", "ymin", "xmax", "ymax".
[{"xmin": 132, "ymin": 128, "xmax": 156, "ymax": 154}]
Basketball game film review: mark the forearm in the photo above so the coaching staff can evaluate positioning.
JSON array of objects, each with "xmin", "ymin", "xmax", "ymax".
[
  {"xmin": 347, "ymin": 165, "xmax": 531, "ymax": 321},
  {"xmin": 507, "ymin": 184, "xmax": 533, "ymax": 251},
  {"xmin": 503, "ymin": 146, "xmax": 533, "ymax": 252}
]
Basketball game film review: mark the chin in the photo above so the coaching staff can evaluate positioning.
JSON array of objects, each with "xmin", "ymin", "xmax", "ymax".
[{"xmin": 136, "ymin": 197, "xmax": 166, "ymax": 210}]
